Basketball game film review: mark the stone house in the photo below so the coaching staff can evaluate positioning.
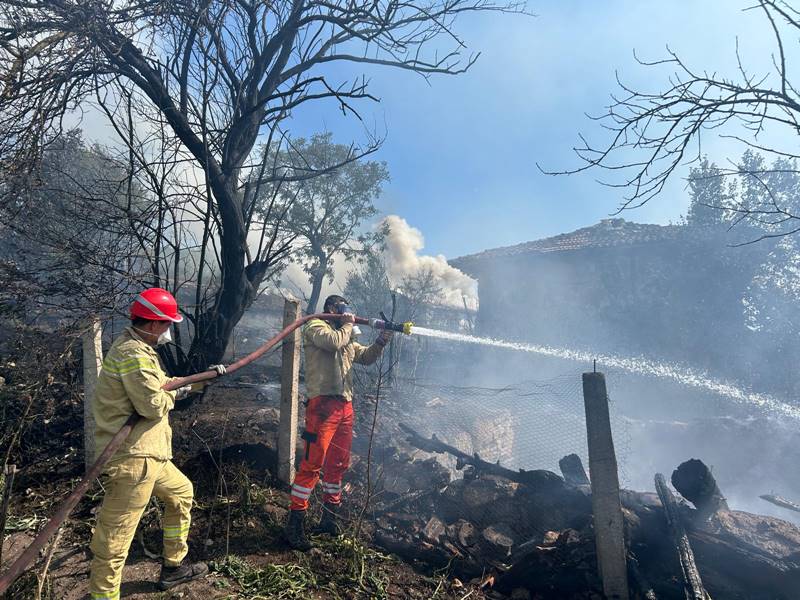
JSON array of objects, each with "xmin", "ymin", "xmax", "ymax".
[{"xmin": 449, "ymin": 219, "xmax": 777, "ymax": 387}]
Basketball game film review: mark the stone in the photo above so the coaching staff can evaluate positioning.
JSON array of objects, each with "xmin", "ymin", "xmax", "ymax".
[
  {"xmin": 422, "ymin": 515, "xmax": 446, "ymax": 543},
  {"xmin": 482, "ymin": 524, "xmax": 515, "ymax": 558},
  {"xmin": 384, "ymin": 475, "xmax": 411, "ymax": 495},
  {"xmin": 542, "ymin": 530, "xmax": 559, "ymax": 545}
]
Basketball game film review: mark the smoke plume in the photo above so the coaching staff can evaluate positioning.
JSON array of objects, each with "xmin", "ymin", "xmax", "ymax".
[
  {"xmin": 277, "ymin": 215, "xmax": 476, "ymax": 308},
  {"xmin": 381, "ymin": 215, "xmax": 477, "ymax": 307}
]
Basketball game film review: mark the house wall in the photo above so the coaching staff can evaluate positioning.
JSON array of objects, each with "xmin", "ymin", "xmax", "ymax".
[{"xmin": 466, "ymin": 236, "xmax": 783, "ymax": 390}]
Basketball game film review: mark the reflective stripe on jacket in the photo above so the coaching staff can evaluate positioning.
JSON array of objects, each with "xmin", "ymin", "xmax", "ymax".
[
  {"xmin": 302, "ymin": 319, "xmax": 384, "ymax": 401},
  {"xmin": 93, "ymin": 327, "xmax": 177, "ymax": 462}
]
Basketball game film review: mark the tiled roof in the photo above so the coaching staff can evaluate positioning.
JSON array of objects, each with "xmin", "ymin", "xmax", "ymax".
[{"xmin": 451, "ymin": 219, "xmax": 683, "ymax": 273}]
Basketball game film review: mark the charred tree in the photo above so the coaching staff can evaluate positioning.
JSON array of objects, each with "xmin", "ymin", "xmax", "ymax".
[
  {"xmin": 0, "ymin": 0, "xmax": 523, "ymax": 378},
  {"xmin": 671, "ymin": 459, "xmax": 728, "ymax": 521},
  {"xmin": 559, "ymin": 453, "xmax": 590, "ymax": 486}
]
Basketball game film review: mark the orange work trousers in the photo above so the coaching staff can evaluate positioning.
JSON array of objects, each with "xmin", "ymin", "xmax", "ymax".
[{"xmin": 290, "ymin": 395, "xmax": 353, "ymax": 511}]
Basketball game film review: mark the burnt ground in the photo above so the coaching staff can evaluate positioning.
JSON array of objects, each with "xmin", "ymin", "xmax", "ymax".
[
  {"xmin": 1, "ymin": 376, "xmax": 500, "ymax": 600},
  {"xmin": 3, "ymin": 331, "xmax": 800, "ymax": 600}
]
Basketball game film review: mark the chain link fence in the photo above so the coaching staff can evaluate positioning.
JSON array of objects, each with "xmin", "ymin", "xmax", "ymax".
[
  {"xmin": 394, "ymin": 374, "xmax": 628, "ymax": 478},
  {"xmin": 346, "ymin": 366, "xmax": 630, "ymax": 569}
]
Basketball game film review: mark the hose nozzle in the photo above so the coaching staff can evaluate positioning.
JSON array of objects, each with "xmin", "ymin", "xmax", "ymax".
[
  {"xmin": 384, "ymin": 320, "xmax": 413, "ymax": 335},
  {"xmin": 362, "ymin": 317, "xmax": 413, "ymax": 335}
]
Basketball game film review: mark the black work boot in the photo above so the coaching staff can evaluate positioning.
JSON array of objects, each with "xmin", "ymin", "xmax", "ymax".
[
  {"xmin": 284, "ymin": 509, "xmax": 312, "ymax": 551},
  {"xmin": 157, "ymin": 560, "xmax": 209, "ymax": 590},
  {"xmin": 314, "ymin": 503, "xmax": 342, "ymax": 536}
]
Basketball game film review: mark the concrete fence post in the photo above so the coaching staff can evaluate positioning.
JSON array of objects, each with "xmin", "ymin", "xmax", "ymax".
[
  {"xmin": 82, "ymin": 319, "xmax": 103, "ymax": 473},
  {"xmin": 582, "ymin": 371, "xmax": 629, "ymax": 600},
  {"xmin": 278, "ymin": 299, "xmax": 301, "ymax": 485}
]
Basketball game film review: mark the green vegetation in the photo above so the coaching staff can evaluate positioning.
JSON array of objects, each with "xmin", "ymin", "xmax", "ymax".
[{"xmin": 211, "ymin": 555, "xmax": 317, "ymax": 600}]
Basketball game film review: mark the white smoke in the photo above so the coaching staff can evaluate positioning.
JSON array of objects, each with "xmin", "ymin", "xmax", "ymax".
[
  {"xmin": 277, "ymin": 258, "xmax": 352, "ymax": 305},
  {"xmin": 276, "ymin": 215, "xmax": 477, "ymax": 309},
  {"xmin": 381, "ymin": 215, "xmax": 477, "ymax": 307}
]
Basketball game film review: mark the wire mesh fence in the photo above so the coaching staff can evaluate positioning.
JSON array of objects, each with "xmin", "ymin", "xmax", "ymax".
[
  {"xmin": 344, "ymin": 369, "xmax": 630, "ymax": 567},
  {"xmin": 393, "ymin": 374, "xmax": 628, "ymax": 479}
]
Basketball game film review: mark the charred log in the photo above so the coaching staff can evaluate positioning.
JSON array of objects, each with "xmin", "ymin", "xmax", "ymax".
[
  {"xmin": 671, "ymin": 459, "xmax": 728, "ymax": 520},
  {"xmin": 760, "ymin": 494, "xmax": 800, "ymax": 514},
  {"xmin": 559, "ymin": 453, "xmax": 590, "ymax": 486},
  {"xmin": 495, "ymin": 528, "xmax": 603, "ymax": 598},
  {"xmin": 398, "ymin": 422, "xmax": 564, "ymax": 490},
  {"xmin": 654, "ymin": 473, "xmax": 711, "ymax": 600}
]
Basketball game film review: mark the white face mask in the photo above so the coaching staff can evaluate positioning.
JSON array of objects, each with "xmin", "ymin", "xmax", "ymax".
[
  {"xmin": 133, "ymin": 325, "xmax": 172, "ymax": 346},
  {"xmin": 157, "ymin": 327, "xmax": 173, "ymax": 346}
]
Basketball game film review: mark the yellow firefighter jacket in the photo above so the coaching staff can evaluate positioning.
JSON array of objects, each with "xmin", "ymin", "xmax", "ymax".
[
  {"xmin": 303, "ymin": 319, "xmax": 385, "ymax": 401},
  {"xmin": 93, "ymin": 327, "xmax": 177, "ymax": 463}
]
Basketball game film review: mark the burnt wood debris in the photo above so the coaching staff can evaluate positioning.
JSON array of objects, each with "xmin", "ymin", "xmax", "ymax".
[
  {"xmin": 373, "ymin": 426, "xmax": 800, "ymax": 599},
  {"xmin": 655, "ymin": 473, "xmax": 710, "ymax": 600}
]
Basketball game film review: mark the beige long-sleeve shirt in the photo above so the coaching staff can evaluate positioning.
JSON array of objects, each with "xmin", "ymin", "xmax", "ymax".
[
  {"xmin": 302, "ymin": 319, "xmax": 385, "ymax": 401},
  {"xmin": 93, "ymin": 327, "xmax": 177, "ymax": 462}
]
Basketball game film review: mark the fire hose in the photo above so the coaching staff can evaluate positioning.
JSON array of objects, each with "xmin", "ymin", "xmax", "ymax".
[{"xmin": 0, "ymin": 313, "xmax": 412, "ymax": 594}]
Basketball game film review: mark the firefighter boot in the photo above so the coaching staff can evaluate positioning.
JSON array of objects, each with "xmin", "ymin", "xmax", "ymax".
[
  {"xmin": 285, "ymin": 509, "xmax": 312, "ymax": 551},
  {"xmin": 157, "ymin": 560, "xmax": 209, "ymax": 590},
  {"xmin": 314, "ymin": 503, "xmax": 341, "ymax": 536}
]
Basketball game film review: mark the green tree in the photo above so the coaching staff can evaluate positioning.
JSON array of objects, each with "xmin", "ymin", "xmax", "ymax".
[
  {"xmin": 261, "ymin": 134, "xmax": 390, "ymax": 314},
  {"xmin": 736, "ymin": 150, "xmax": 769, "ymax": 219},
  {"xmin": 739, "ymin": 153, "xmax": 800, "ymax": 335},
  {"xmin": 686, "ymin": 157, "xmax": 727, "ymax": 227},
  {"xmin": 343, "ymin": 252, "xmax": 393, "ymax": 320},
  {"xmin": 399, "ymin": 267, "xmax": 443, "ymax": 322}
]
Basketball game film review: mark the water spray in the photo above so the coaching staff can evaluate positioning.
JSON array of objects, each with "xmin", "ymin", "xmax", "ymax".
[
  {"xmin": 0, "ymin": 310, "xmax": 412, "ymax": 594},
  {"xmin": 409, "ymin": 326, "xmax": 800, "ymax": 421}
]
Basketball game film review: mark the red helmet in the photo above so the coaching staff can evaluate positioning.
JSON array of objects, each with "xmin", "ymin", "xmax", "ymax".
[{"xmin": 130, "ymin": 288, "xmax": 183, "ymax": 323}]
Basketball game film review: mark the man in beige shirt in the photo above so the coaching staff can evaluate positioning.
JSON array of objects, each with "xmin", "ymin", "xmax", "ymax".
[{"xmin": 285, "ymin": 295, "xmax": 392, "ymax": 550}]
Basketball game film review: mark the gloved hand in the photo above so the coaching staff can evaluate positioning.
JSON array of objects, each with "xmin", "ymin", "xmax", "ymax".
[
  {"xmin": 340, "ymin": 313, "xmax": 355, "ymax": 325},
  {"xmin": 174, "ymin": 385, "xmax": 193, "ymax": 400},
  {"xmin": 208, "ymin": 364, "xmax": 226, "ymax": 376},
  {"xmin": 377, "ymin": 329, "xmax": 394, "ymax": 346}
]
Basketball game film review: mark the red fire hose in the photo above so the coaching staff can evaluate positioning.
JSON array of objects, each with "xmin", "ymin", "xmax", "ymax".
[{"xmin": 0, "ymin": 312, "xmax": 411, "ymax": 594}]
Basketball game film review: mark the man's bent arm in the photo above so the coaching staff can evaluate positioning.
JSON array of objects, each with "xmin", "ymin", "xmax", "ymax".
[
  {"xmin": 353, "ymin": 340, "xmax": 386, "ymax": 366},
  {"xmin": 120, "ymin": 357, "xmax": 176, "ymax": 419},
  {"xmin": 305, "ymin": 320, "xmax": 354, "ymax": 351}
]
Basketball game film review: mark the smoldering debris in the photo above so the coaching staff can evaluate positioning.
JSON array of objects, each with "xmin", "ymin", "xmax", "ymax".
[{"xmin": 365, "ymin": 428, "xmax": 800, "ymax": 600}]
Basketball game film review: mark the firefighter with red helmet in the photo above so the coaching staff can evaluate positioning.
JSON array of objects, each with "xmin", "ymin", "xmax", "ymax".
[
  {"xmin": 88, "ymin": 288, "xmax": 224, "ymax": 598},
  {"xmin": 284, "ymin": 295, "xmax": 393, "ymax": 550}
]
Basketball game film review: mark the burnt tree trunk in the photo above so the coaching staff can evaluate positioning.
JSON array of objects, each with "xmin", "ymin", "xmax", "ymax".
[
  {"xmin": 654, "ymin": 473, "xmax": 710, "ymax": 600},
  {"xmin": 398, "ymin": 423, "xmax": 565, "ymax": 490},
  {"xmin": 306, "ymin": 254, "xmax": 328, "ymax": 315},
  {"xmin": 671, "ymin": 459, "xmax": 728, "ymax": 520},
  {"xmin": 559, "ymin": 453, "xmax": 590, "ymax": 486}
]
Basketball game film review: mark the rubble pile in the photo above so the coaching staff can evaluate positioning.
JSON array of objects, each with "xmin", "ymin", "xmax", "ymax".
[
  {"xmin": 363, "ymin": 438, "xmax": 800, "ymax": 600},
  {"xmin": 368, "ymin": 451, "xmax": 591, "ymax": 576}
]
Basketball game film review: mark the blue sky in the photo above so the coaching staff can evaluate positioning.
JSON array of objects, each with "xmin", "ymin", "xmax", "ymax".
[{"xmin": 283, "ymin": 1, "xmax": 796, "ymax": 258}]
